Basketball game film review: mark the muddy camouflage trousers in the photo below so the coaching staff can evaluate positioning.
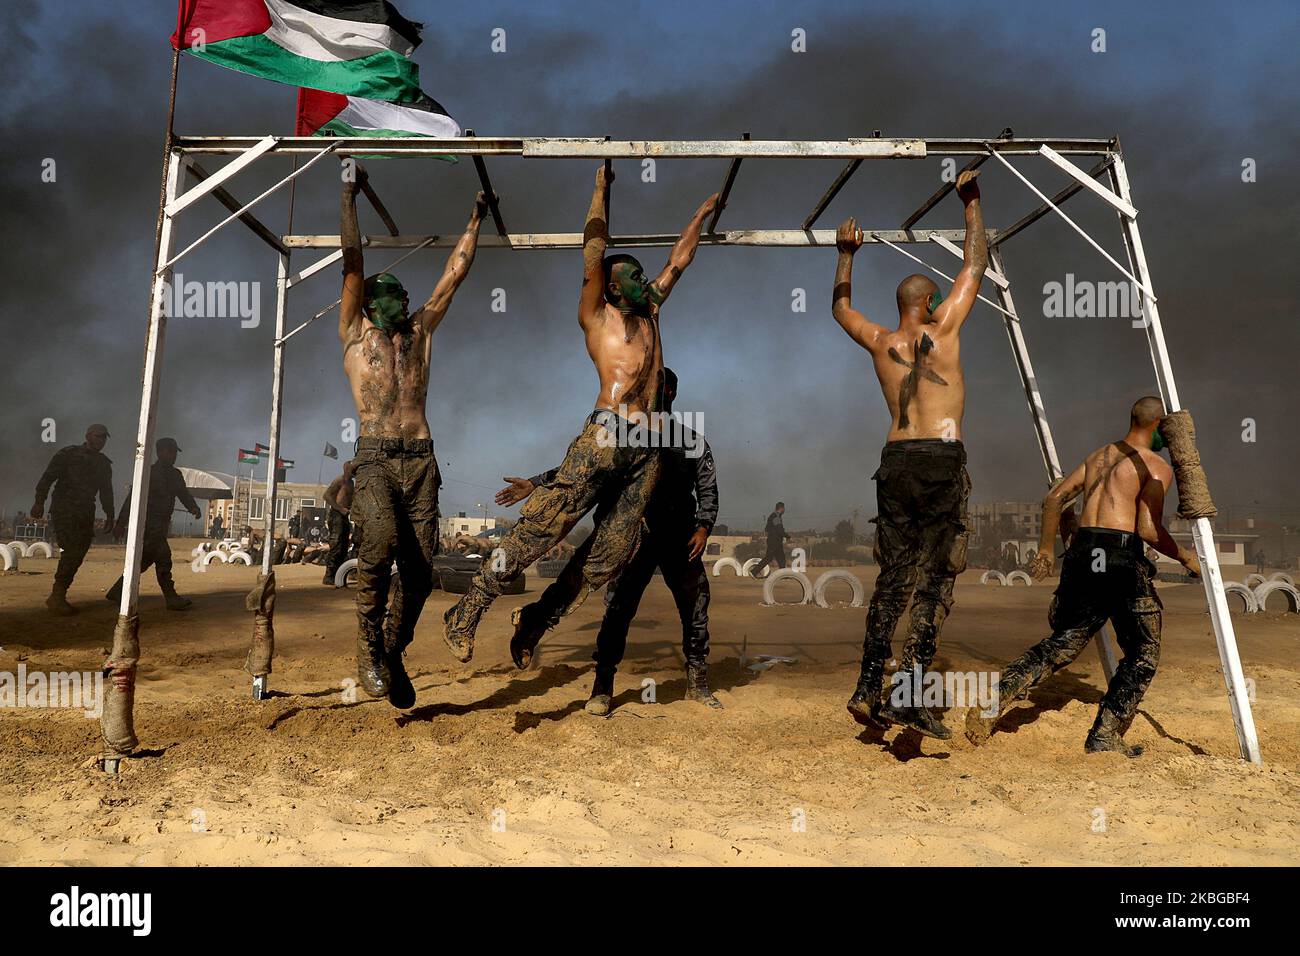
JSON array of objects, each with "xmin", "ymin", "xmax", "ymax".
[
  {"xmin": 997, "ymin": 527, "xmax": 1162, "ymax": 730},
  {"xmin": 448, "ymin": 410, "xmax": 661, "ymax": 640},
  {"xmin": 862, "ymin": 439, "xmax": 971, "ymax": 681},
  {"xmin": 351, "ymin": 438, "xmax": 441, "ymax": 653},
  {"xmin": 325, "ymin": 508, "xmax": 352, "ymax": 579}
]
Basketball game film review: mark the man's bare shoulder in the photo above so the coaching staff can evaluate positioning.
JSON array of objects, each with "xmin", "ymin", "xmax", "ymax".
[{"xmin": 1140, "ymin": 448, "xmax": 1174, "ymax": 484}]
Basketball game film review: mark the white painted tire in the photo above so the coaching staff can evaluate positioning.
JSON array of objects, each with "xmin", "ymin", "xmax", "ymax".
[
  {"xmin": 1268, "ymin": 572, "xmax": 1295, "ymax": 587},
  {"xmin": 711, "ymin": 557, "xmax": 743, "ymax": 577},
  {"xmin": 0, "ymin": 543, "xmax": 16, "ymax": 571},
  {"xmin": 217, "ymin": 541, "xmax": 233, "ymax": 552},
  {"xmin": 1245, "ymin": 573, "xmax": 1267, "ymax": 589},
  {"xmin": 1006, "ymin": 570, "xmax": 1033, "ymax": 587},
  {"xmin": 763, "ymin": 569, "xmax": 812, "ymax": 606},
  {"xmin": 6, "ymin": 540, "xmax": 26, "ymax": 558},
  {"xmin": 26, "ymin": 541, "xmax": 53, "ymax": 559},
  {"xmin": 335, "ymin": 558, "xmax": 359, "ymax": 587},
  {"xmin": 202, "ymin": 550, "xmax": 229, "ymax": 566},
  {"xmin": 1253, "ymin": 580, "xmax": 1300, "ymax": 614},
  {"xmin": 742, "ymin": 558, "xmax": 771, "ymax": 579},
  {"xmin": 1223, "ymin": 582, "xmax": 1260, "ymax": 614},
  {"xmin": 813, "ymin": 569, "xmax": 864, "ymax": 608},
  {"xmin": 228, "ymin": 550, "xmax": 253, "ymax": 566},
  {"xmin": 981, "ymin": 570, "xmax": 1007, "ymax": 586}
]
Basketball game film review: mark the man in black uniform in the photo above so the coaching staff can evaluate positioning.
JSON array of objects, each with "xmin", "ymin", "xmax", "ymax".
[
  {"xmin": 31, "ymin": 423, "xmax": 115, "ymax": 615},
  {"xmin": 106, "ymin": 437, "xmax": 201, "ymax": 610},
  {"xmin": 750, "ymin": 501, "xmax": 787, "ymax": 577},
  {"xmin": 497, "ymin": 369, "xmax": 721, "ymax": 715},
  {"xmin": 322, "ymin": 460, "xmax": 355, "ymax": 586}
]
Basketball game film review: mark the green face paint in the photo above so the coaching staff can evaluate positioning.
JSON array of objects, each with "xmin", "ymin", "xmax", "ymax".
[
  {"xmin": 1150, "ymin": 430, "xmax": 1165, "ymax": 453},
  {"xmin": 364, "ymin": 273, "xmax": 410, "ymax": 332},
  {"xmin": 927, "ymin": 289, "xmax": 945, "ymax": 316}
]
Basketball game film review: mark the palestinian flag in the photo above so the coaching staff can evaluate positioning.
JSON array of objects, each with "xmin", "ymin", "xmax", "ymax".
[
  {"xmin": 276, "ymin": 458, "xmax": 296, "ymax": 469},
  {"xmin": 254, "ymin": 442, "xmax": 271, "ymax": 455},
  {"xmin": 296, "ymin": 86, "xmax": 459, "ymax": 138},
  {"xmin": 238, "ymin": 449, "xmax": 261, "ymax": 465},
  {"xmin": 171, "ymin": 1, "xmax": 442, "ymax": 107}
]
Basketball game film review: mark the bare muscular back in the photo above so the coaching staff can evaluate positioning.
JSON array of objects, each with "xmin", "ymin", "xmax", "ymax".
[
  {"xmin": 871, "ymin": 325, "xmax": 965, "ymax": 442},
  {"xmin": 586, "ymin": 303, "xmax": 663, "ymax": 417},
  {"xmin": 342, "ymin": 323, "xmax": 433, "ymax": 441},
  {"xmin": 1077, "ymin": 441, "xmax": 1173, "ymax": 532}
]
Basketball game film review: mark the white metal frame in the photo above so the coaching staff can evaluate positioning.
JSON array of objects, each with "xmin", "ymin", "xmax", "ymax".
[{"xmin": 108, "ymin": 134, "xmax": 1261, "ymax": 765}]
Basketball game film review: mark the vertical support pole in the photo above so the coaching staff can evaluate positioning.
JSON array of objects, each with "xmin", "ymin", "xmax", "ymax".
[
  {"xmin": 249, "ymin": 252, "xmax": 291, "ymax": 701},
  {"xmin": 989, "ymin": 248, "xmax": 1118, "ymax": 680},
  {"xmin": 1110, "ymin": 155, "xmax": 1261, "ymax": 763},
  {"xmin": 101, "ymin": 149, "xmax": 183, "ymax": 772}
]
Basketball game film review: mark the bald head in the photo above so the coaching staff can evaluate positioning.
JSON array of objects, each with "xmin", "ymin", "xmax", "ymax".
[
  {"xmin": 84, "ymin": 423, "xmax": 109, "ymax": 453},
  {"xmin": 1130, "ymin": 395, "xmax": 1165, "ymax": 428},
  {"xmin": 896, "ymin": 273, "xmax": 939, "ymax": 314}
]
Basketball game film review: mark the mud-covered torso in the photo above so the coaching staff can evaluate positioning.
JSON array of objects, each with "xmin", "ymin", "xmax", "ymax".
[
  {"xmin": 587, "ymin": 302, "xmax": 663, "ymax": 415},
  {"xmin": 343, "ymin": 322, "xmax": 432, "ymax": 440},
  {"xmin": 872, "ymin": 326, "xmax": 965, "ymax": 443}
]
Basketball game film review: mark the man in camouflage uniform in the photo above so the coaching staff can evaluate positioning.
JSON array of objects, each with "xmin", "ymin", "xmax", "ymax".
[
  {"xmin": 322, "ymin": 460, "xmax": 355, "ymax": 586},
  {"xmin": 31, "ymin": 423, "xmax": 115, "ymax": 615},
  {"xmin": 105, "ymin": 437, "xmax": 201, "ymax": 611}
]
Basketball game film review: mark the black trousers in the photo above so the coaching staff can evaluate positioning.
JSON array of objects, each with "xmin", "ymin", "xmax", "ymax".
[
  {"xmin": 998, "ymin": 528, "xmax": 1162, "ymax": 729},
  {"xmin": 107, "ymin": 524, "xmax": 175, "ymax": 593},
  {"xmin": 51, "ymin": 507, "xmax": 95, "ymax": 589},
  {"xmin": 325, "ymin": 508, "xmax": 351, "ymax": 576},
  {"xmin": 862, "ymin": 439, "xmax": 970, "ymax": 678},
  {"xmin": 758, "ymin": 538, "xmax": 787, "ymax": 569},
  {"xmin": 593, "ymin": 523, "xmax": 711, "ymax": 681}
]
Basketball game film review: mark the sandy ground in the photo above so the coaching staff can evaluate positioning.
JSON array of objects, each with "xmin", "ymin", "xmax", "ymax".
[{"xmin": 1, "ymin": 539, "xmax": 1298, "ymax": 866}]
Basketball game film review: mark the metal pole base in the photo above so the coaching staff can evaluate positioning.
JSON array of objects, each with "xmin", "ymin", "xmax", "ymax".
[
  {"xmin": 102, "ymin": 756, "xmax": 122, "ymax": 775},
  {"xmin": 252, "ymin": 675, "xmax": 269, "ymax": 700}
]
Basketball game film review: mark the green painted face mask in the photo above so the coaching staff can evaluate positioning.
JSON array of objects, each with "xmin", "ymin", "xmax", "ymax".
[
  {"xmin": 927, "ymin": 289, "xmax": 945, "ymax": 316},
  {"xmin": 1150, "ymin": 430, "xmax": 1165, "ymax": 453},
  {"xmin": 365, "ymin": 273, "xmax": 410, "ymax": 332}
]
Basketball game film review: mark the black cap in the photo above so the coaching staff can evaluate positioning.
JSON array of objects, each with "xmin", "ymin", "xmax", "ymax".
[{"xmin": 156, "ymin": 437, "xmax": 181, "ymax": 453}]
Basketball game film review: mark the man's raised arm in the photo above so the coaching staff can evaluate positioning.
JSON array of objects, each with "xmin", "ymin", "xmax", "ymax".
[
  {"xmin": 416, "ymin": 191, "xmax": 488, "ymax": 333},
  {"xmin": 650, "ymin": 192, "xmax": 719, "ymax": 304},
  {"xmin": 831, "ymin": 217, "xmax": 886, "ymax": 351},
  {"xmin": 933, "ymin": 170, "xmax": 988, "ymax": 334},
  {"xmin": 339, "ymin": 167, "xmax": 367, "ymax": 344},
  {"xmin": 578, "ymin": 164, "xmax": 613, "ymax": 329}
]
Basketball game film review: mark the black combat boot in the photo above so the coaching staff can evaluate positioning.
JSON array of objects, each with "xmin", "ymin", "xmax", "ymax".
[
  {"xmin": 879, "ymin": 700, "xmax": 953, "ymax": 740},
  {"xmin": 685, "ymin": 661, "xmax": 722, "ymax": 708},
  {"xmin": 846, "ymin": 657, "xmax": 888, "ymax": 729},
  {"xmin": 584, "ymin": 671, "xmax": 615, "ymax": 717},
  {"xmin": 356, "ymin": 623, "xmax": 391, "ymax": 698},
  {"xmin": 47, "ymin": 583, "xmax": 77, "ymax": 616},
  {"xmin": 383, "ymin": 623, "xmax": 415, "ymax": 710},
  {"xmin": 442, "ymin": 588, "xmax": 488, "ymax": 664},
  {"xmin": 509, "ymin": 601, "xmax": 557, "ymax": 670},
  {"xmin": 1085, "ymin": 708, "xmax": 1143, "ymax": 758},
  {"xmin": 104, "ymin": 578, "xmax": 123, "ymax": 606},
  {"xmin": 964, "ymin": 669, "xmax": 1027, "ymax": 746},
  {"xmin": 161, "ymin": 586, "xmax": 192, "ymax": 611}
]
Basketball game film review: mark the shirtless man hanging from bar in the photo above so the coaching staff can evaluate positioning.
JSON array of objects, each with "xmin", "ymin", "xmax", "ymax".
[
  {"xmin": 340, "ymin": 165, "xmax": 487, "ymax": 708},
  {"xmin": 835, "ymin": 169, "xmax": 987, "ymax": 740},
  {"xmin": 443, "ymin": 164, "xmax": 717, "ymax": 668},
  {"xmin": 966, "ymin": 397, "xmax": 1201, "ymax": 756}
]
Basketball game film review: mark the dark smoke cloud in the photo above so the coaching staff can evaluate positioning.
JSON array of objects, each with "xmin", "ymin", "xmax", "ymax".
[{"xmin": 2, "ymin": 2, "xmax": 1296, "ymax": 532}]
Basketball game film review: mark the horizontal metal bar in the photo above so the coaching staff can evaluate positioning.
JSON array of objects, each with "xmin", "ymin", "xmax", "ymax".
[
  {"xmin": 171, "ymin": 135, "xmax": 1117, "ymax": 158},
  {"xmin": 184, "ymin": 159, "xmax": 289, "ymax": 256},
  {"xmin": 282, "ymin": 228, "xmax": 994, "ymax": 250},
  {"xmin": 166, "ymin": 135, "xmax": 278, "ymax": 216},
  {"xmin": 991, "ymin": 157, "xmax": 1114, "ymax": 248},
  {"xmin": 1038, "ymin": 144, "xmax": 1137, "ymax": 219}
]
